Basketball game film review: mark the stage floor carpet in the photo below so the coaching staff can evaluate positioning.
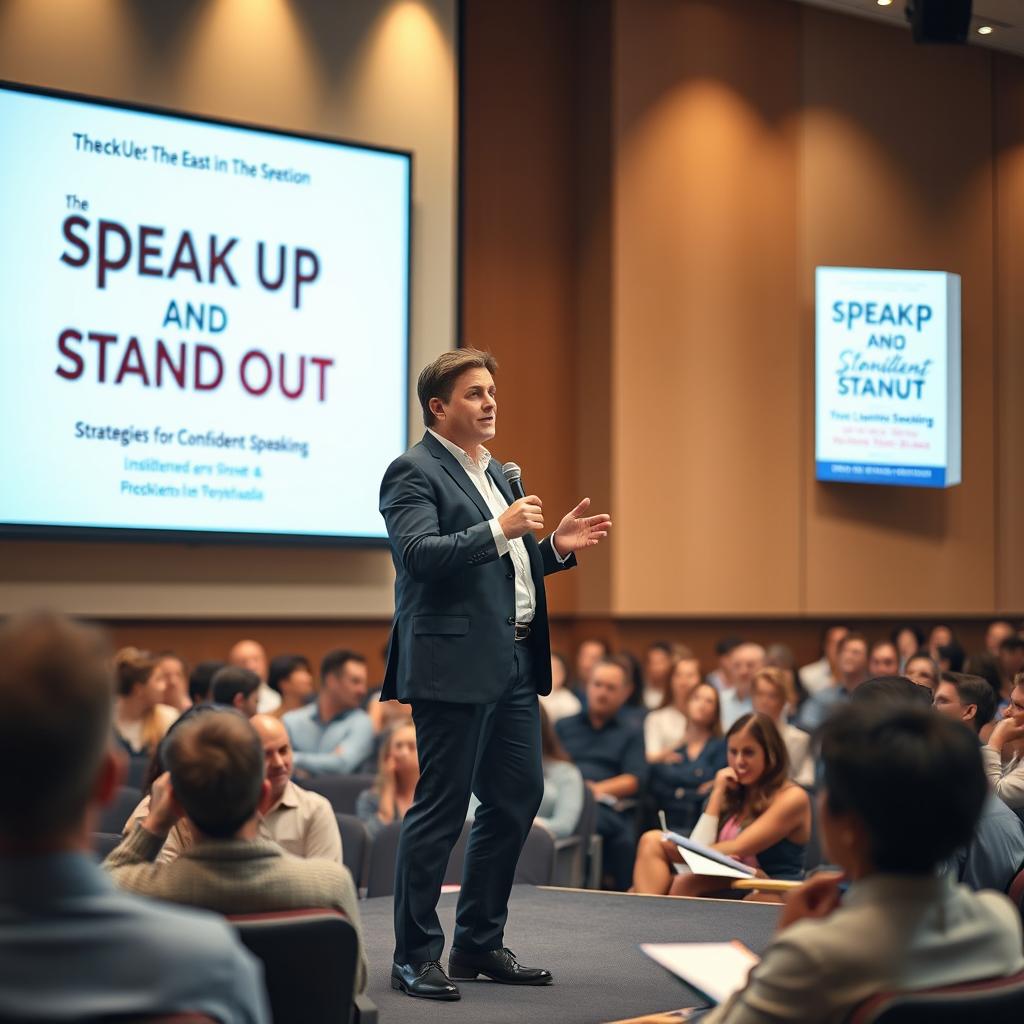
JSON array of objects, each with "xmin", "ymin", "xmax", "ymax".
[{"xmin": 361, "ymin": 885, "xmax": 780, "ymax": 1023}]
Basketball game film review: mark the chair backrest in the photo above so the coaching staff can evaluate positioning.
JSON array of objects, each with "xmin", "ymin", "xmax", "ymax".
[
  {"xmin": 576, "ymin": 782, "xmax": 597, "ymax": 845},
  {"xmin": 298, "ymin": 774, "xmax": 376, "ymax": 815},
  {"xmin": 0, "ymin": 1014, "xmax": 220, "ymax": 1023},
  {"xmin": 513, "ymin": 824, "xmax": 556, "ymax": 885},
  {"xmin": 335, "ymin": 813, "xmax": 369, "ymax": 887},
  {"xmin": 365, "ymin": 819, "xmax": 473, "ymax": 898},
  {"xmin": 230, "ymin": 909, "xmax": 358, "ymax": 1024},
  {"xmin": 849, "ymin": 970, "xmax": 1024, "ymax": 1023},
  {"xmin": 92, "ymin": 832, "xmax": 125, "ymax": 860},
  {"xmin": 365, "ymin": 820, "xmax": 403, "ymax": 898},
  {"xmin": 98, "ymin": 785, "xmax": 143, "ymax": 835}
]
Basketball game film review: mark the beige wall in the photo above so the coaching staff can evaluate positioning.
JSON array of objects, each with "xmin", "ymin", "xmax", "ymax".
[{"xmin": 0, "ymin": 0, "xmax": 457, "ymax": 619}]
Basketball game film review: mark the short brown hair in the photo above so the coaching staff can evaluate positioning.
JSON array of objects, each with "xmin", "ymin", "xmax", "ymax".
[
  {"xmin": 114, "ymin": 646, "xmax": 159, "ymax": 697},
  {"xmin": 0, "ymin": 612, "xmax": 114, "ymax": 839},
  {"xmin": 417, "ymin": 348, "xmax": 498, "ymax": 426},
  {"xmin": 163, "ymin": 710, "xmax": 265, "ymax": 838}
]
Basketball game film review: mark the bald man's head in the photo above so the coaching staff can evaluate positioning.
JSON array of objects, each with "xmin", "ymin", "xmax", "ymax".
[
  {"xmin": 163, "ymin": 710, "xmax": 265, "ymax": 838},
  {"xmin": 228, "ymin": 639, "xmax": 268, "ymax": 684},
  {"xmin": 251, "ymin": 714, "xmax": 293, "ymax": 803}
]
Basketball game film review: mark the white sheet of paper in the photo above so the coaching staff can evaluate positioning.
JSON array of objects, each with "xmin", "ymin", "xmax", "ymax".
[
  {"xmin": 677, "ymin": 847, "xmax": 753, "ymax": 879},
  {"xmin": 641, "ymin": 941, "xmax": 760, "ymax": 1006}
]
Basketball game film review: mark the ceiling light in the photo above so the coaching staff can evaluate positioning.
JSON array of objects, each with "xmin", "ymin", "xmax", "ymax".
[
  {"xmin": 977, "ymin": 25, "xmax": 994, "ymax": 35},
  {"xmin": 876, "ymin": 0, "xmax": 893, "ymax": 7}
]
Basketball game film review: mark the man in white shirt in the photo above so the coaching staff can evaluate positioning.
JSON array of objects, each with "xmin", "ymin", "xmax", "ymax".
[{"xmin": 798, "ymin": 625, "xmax": 848, "ymax": 697}]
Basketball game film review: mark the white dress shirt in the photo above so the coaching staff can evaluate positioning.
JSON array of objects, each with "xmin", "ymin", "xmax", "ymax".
[{"xmin": 427, "ymin": 428, "xmax": 568, "ymax": 623}]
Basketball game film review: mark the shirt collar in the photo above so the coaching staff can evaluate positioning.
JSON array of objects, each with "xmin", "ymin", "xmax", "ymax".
[
  {"xmin": 843, "ymin": 871, "xmax": 951, "ymax": 908},
  {"xmin": 427, "ymin": 428, "xmax": 492, "ymax": 473},
  {"xmin": 270, "ymin": 779, "xmax": 300, "ymax": 813}
]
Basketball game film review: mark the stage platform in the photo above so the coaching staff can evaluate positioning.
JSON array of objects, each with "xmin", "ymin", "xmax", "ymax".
[{"xmin": 361, "ymin": 885, "xmax": 780, "ymax": 1023}]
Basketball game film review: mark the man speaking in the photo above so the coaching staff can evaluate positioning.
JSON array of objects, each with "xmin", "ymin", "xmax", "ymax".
[{"xmin": 380, "ymin": 349, "xmax": 611, "ymax": 1001}]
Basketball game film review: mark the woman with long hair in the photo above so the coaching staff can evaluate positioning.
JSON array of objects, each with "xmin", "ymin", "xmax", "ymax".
[
  {"xmin": 645, "ymin": 655, "xmax": 702, "ymax": 763},
  {"xmin": 647, "ymin": 681, "xmax": 727, "ymax": 833},
  {"xmin": 632, "ymin": 712, "xmax": 810, "ymax": 895},
  {"xmin": 356, "ymin": 719, "xmax": 419, "ymax": 839},
  {"xmin": 112, "ymin": 647, "xmax": 179, "ymax": 757}
]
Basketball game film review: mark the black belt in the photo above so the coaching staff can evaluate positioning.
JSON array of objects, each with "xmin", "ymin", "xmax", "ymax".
[{"xmin": 514, "ymin": 623, "xmax": 532, "ymax": 642}]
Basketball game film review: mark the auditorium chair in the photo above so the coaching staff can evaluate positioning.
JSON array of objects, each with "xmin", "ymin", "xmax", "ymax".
[
  {"xmin": 98, "ymin": 785, "xmax": 142, "ymax": 835},
  {"xmin": 553, "ymin": 784, "xmax": 596, "ymax": 888},
  {"xmin": 298, "ymin": 773, "xmax": 376, "ymax": 815},
  {"xmin": 230, "ymin": 908, "xmax": 376, "ymax": 1024},
  {"xmin": 365, "ymin": 820, "xmax": 473, "ymax": 899},
  {"xmin": 335, "ymin": 812, "xmax": 369, "ymax": 888},
  {"xmin": 513, "ymin": 824, "xmax": 557, "ymax": 886},
  {"xmin": 92, "ymin": 831, "xmax": 125, "ymax": 860},
  {"xmin": 0, "ymin": 1015, "xmax": 220, "ymax": 1023},
  {"xmin": 848, "ymin": 970, "xmax": 1024, "ymax": 1023}
]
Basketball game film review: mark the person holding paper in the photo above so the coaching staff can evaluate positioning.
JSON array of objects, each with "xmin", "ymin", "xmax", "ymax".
[
  {"xmin": 703, "ymin": 703, "xmax": 1023, "ymax": 1024},
  {"xmin": 632, "ymin": 713, "xmax": 809, "ymax": 895}
]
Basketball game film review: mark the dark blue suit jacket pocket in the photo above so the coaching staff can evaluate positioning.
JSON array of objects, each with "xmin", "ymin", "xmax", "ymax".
[{"xmin": 413, "ymin": 615, "xmax": 470, "ymax": 636}]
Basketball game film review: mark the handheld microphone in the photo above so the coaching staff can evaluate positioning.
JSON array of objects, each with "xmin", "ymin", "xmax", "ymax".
[{"xmin": 501, "ymin": 461, "xmax": 526, "ymax": 501}]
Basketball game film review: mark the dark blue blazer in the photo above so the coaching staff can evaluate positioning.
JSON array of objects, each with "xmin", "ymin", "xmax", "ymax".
[{"xmin": 379, "ymin": 432, "xmax": 575, "ymax": 704}]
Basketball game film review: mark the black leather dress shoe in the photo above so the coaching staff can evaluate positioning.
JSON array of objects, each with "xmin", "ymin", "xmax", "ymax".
[
  {"xmin": 391, "ymin": 960, "xmax": 461, "ymax": 1000},
  {"xmin": 448, "ymin": 947, "xmax": 553, "ymax": 985}
]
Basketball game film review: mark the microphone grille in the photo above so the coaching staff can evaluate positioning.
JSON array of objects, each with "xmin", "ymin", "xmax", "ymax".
[{"xmin": 501, "ymin": 461, "xmax": 522, "ymax": 483}]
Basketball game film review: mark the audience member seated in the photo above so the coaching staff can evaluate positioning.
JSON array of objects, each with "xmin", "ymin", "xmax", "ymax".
[
  {"xmin": 127, "ymin": 714, "xmax": 343, "ymax": 864},
  {"xmin": 646, "ymin": 681, "xmax": 726, "ymax": 834},
  {"xmin": 356, "ymin": 719, "xmax": 418, "ymax": 840},
  {"xmin": 267, "ymin": 654, "xmax": 315, "ymax": 718},
  {"xmin": 645, "ymin": 654, "xmax": 701, "ymax": 762},
  {"xmin": 112, "ymin": 646, "xmax": 180, "ymax": 756},
  {"xmin": 891, "ymin": 623, "xmax": 925, "ymax": 671},
  {"xmin": 707, "ymin": 635, "xmax": 743, "ymax": 693},
  {"xmin": 764, "ymin": 645, "xmax": 807, "ymax": 712},
  {"xmin": 984, "ymin": 671, "xmax": 1024, "ymax": 817},
  {"xmin": 633, "ymin": 713, "xmax": 809, "ymax": 897},
  {"xmin": 284, "ymin": 649, "xmax": 375, "ymax": 776},
  {"xmin": 211, "ymin": 665, "xmax": 261, "ymax": 718},
  {"xmin": 571, "ymin": 637, "xmax": 609, "ymax": 696},
  {"xmin": 105, "ymin": 708, "xmax": 367, "ymax": 992},
  {"xmin": 556, "ymin": 657, "xmax": 646, "ymax": 890},
  {"xmin": 867, "ymin": 640, "xmax": 899, "ymax": 677},
  {"xmin": 617, "ymin": 649, "xmax": 650, "ymax": 726},
  {"xmin": 798, "ymin": 632, "xmax": 869, "ymax": 732},
  {"xmin": 703, "ymin": 702, "xmax": 1024, "ymax": 1024},
  {"xmin": 998, "ymin": 637, "xmax": 1024, "ymax": 705},
  {"xmin": 229, "ymin": 637, "xmax": 280, "ymax": 714},
  {"xmin": 642, "ymin": 642, "xmax": 676, "ymax": 711},
  {"xmin": 539, "ymin": 652, "xmax": 582, "ymax": 724},
  {"xmin": 928, "ymin": 623, "xmax": 955, "ymax": 660},
  {"xmin": 751, "ymin": 668, "xmax": 814, "ymax": 787},
  {"xmin": 720, "ymin": 642, "xmax": 765, "ymax": 730},
  {"xmin": 798, "ymin": 624, "xmax": 847, "ymax": 696},
  {"xmin": 986, "ymin": 619, "xmax": 1016, "ymax": 658},
  {"xmin": 932, "ymin": 673, "xmax": 1024, "ymax": 893},
  {"xmin": 188, "ymin": 658, "xmax": 225, "ymax": 705},
  {"xmin": 156, "ymin": 652, "xmax": 192, "ymax": 712},
  {"xmin": 937, "ymin": 640, "xmax": 966, "ymax": 674},
  {"xmin": 0, "ymin": 612, "xmax": 267, "ymax": 1023},
  {"xmin": 903, "ymin": 651, "xmax": 939, "ymax": 693}
]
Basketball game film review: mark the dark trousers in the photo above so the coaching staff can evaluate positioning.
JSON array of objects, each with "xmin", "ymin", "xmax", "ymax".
[
  {"xmin": 393, "ymin": 641, "xmax": 544, "ymax": 963},
  {"xmin": 596, "ymin": 804, "xmax": 636, "ymax": 891}
]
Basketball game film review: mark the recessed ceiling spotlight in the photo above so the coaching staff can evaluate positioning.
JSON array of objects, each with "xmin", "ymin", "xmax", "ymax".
[
  {"xmin": 977, "ymin": 25, "xmax": 994, "ymax": 35},
  {"xmin": 876, "ymin": 0, "xmax": 893, "ymax": 7}
]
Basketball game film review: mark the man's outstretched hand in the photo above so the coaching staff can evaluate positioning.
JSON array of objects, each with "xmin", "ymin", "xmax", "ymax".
[{"xmin": 552, "ymin": 498, "xmax": 612, "ymax": 558}]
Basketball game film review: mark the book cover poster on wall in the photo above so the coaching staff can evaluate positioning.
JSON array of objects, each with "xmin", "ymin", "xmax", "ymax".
[
  {"xmin": 0, "ymin": 81, "xmax": 410, "ymax": 542},
  {"xmin": 815, "ymin": 266, "xmax": 961, "ymax": 489}
]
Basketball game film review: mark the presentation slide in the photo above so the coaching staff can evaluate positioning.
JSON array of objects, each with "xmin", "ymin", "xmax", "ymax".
[
  {"xmin": 815, "ymin": 266, "xmax": 961, "ymax": 489},
  {"xmin": 0, "ymin": 83, "xmax": 410, "ymax": 541}
]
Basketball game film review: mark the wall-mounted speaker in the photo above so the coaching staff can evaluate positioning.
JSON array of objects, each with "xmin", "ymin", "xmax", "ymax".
[{"xmin": 905, "ymin": 0, "xmax": 973, "ymax": 44}]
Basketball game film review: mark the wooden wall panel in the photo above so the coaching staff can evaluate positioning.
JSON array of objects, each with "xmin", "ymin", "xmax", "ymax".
[
  {"xmin": 799, "ymin": 10, "xmax": 996, "ymax": 614},
  {"xmin": 460, "ymin": 0, "xmax": 581, "ymax": 613},
  {"xmin": 994, "ymin": 55, "xmax": 1024, "ymax": 614},
  {"xmin": 611, "ymin": 0, "xmax": 802, "ymax": 614}
]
